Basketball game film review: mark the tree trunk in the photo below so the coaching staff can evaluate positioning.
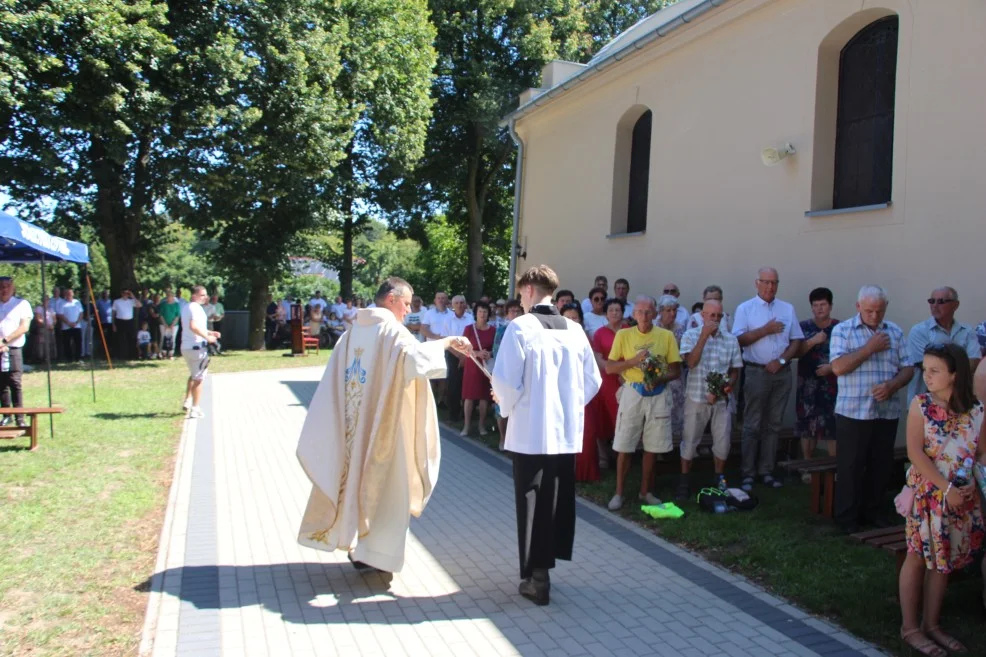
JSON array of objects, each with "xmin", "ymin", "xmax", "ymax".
[
  {"xmin": 247, "ymin": 275, "xmax": 270, "ymax": 351},
  {"xmin": 465, "ymin": 149, "xmax": 485, "ymax": 300},
  {"xmin": 91, "ymin": 138, "xmax": 140, "ymax": 296},
  {"xmin": 341, "ymin": 209, "xmax": 354, "ymax": 299}
]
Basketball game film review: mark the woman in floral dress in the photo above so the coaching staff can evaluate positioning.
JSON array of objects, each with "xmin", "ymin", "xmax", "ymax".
[
  {"xmin": 899, "ymin": 344, "xmax": 984, "ymax": 657},
  {"xmin": 657, "ymin": 295, "xmax": 686, "ymax": 438},
  {"xmin": 795, "ymin": 287, "xmax": 839, "ymax": 462}
]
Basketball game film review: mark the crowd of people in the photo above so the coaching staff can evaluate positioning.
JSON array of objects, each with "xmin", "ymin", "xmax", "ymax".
[
  {"xmin": 23, "ymin": 285, "xmax": 226, "ymax": 364},
  {"xmin": 401, "ymin": 268, "xmax": 985, "ymax": 652}
]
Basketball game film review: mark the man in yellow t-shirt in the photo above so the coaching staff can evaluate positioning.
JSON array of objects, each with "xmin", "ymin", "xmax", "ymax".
[{"xmin": 605, "ymin": 295, "xmax": 682, "ymax": 511}]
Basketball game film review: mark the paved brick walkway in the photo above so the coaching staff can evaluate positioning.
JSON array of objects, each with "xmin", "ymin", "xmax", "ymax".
[{"xmin": 140, "ymin": 366, "xmax": 886, "ymax": 657}]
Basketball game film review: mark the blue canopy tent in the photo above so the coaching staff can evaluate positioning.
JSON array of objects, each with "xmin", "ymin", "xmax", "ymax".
[{"xmin": 0, "ymin": 211, "xmax": 93, "ymax": 435}]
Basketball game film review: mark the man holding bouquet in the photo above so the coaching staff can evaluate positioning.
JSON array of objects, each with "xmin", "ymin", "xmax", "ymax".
[
  {"xmin": 604, "ymin": 296, "xmax": 682, "ymax": 511},
  {"xmin": 677, "ymin": 300, "xmax": 743, "ymax": 499}
]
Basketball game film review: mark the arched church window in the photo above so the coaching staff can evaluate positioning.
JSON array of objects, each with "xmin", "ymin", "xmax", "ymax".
[
  {"xmin": 833, "ymin": 16, "xmax": 898, "ymax": 209},
  {"xmin": 626, "ymin": 110, "xmax": 652, "ymax": 233}
]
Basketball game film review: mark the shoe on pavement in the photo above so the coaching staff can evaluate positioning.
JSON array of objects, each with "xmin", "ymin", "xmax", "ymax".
[
  {"xmin": 518, "ymin": 569, "xmax": 550, "ymax": 606},
  {"xmin": 741, "ymin": 476, "xmax": 754, "ymax": 492},
  {"xmin": 639, "ymin": 492, "xmax": 662, "ymax": 506},
  {"xmin": 189, "ymin": 408, "xmax": 205, "ymax": 419},
  {"xmin": 607, "ymin": 494, "xmax": 624, "ymax": 511}
]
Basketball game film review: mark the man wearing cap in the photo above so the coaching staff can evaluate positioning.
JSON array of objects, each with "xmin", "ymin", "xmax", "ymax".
[{"xmin": 0, "ymin": 277, "xmax": 33, "ymax": 427}]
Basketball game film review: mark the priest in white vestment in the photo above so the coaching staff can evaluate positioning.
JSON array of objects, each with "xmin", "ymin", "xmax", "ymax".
[
  {"xmin": 492, "ymin": 265, "xmax": 601, "ymax": 605},
  {"xmin": 297, "ymin": 277, "xmax": 471, "ymax": 573}
]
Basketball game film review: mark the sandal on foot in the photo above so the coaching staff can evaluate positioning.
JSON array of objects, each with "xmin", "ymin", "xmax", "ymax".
[
  {"xmin": 900, "ymin": 628, "xmax": 947, "ymax": 657},
  {"xmin": 924, "ymin": 626, "xmax": 967, "ymax": 653}
]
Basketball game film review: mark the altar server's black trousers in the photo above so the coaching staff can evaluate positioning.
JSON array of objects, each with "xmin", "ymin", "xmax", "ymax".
[{"xmin": 512, "ymin": 452, "xmax": 576, "ymax": 579}]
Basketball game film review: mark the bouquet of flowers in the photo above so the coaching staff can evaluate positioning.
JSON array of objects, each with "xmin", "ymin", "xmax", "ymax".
[
  {"xmin": 705, "ymin": 371, "xmax": 731, "ymax": 403},
  {"xmin": 639, "ymin": 353, "xmax": 668, "ymax": 390}
]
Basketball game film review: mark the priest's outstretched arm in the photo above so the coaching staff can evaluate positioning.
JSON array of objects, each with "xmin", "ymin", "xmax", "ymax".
[{"xmin": 403, "ymin": 334, "xmax": 471, "ymax": 385}]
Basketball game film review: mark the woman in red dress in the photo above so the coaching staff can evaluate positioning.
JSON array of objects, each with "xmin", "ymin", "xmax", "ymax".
[
  {"xmin": 561, "ymin": 302, "xmax": 600, "ymax": 482},
  {"xmin": 591, "ymin": 299, "xmax": 628, "ymax": 469},
  {"xmin": 460, "ymin": 301, "xmax": 496, "ymax": 436}
]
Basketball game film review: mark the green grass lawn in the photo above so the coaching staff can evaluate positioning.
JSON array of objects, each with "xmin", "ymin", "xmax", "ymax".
[
  {"xmin": 458, "ymin": 421, "xmax": 985, "ymax": 657},
  {"xmin": 0, "ymin": 349, "xmax": 329, "ymax": 657}
]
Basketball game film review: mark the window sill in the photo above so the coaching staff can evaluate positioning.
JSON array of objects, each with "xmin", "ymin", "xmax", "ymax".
[
  {"xmin": 606, "ymin": 230, "xmax": 646, "ymax": 239},
  {"xmin": 804, "ymin": 201, "xmax": 891, "ymax": 218}
]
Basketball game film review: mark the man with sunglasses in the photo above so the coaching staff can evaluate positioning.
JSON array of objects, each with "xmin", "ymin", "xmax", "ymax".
[
  {"xmin": 583, "ymin": 287, "xmax": 609, "ymax": 337},
  {"xmin": 906, "ymin": 287, "xmax": 980, "ymax": 402}
]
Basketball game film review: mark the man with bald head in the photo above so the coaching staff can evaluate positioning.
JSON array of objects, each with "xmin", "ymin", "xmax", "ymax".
[
  {"xmin": 732, "ymin": 267, "xmax": 804, "ymax": 491},
  {"xmin": 604, "ymin": 295, "xmax": 682, "ymax": 510},
  {"xmin": 677, "ymin": 300, "xmax": 743, "ymax": 498},
  {"xmin": 906, "ymin": 286, "xmax": 980, "ymax": 402}
]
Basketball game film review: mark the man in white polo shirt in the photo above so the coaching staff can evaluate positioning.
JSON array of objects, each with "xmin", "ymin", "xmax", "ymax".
[
  {"xmin": 0, "ymin": 277, "xmax": 34, "ymax": 427},
  {"xmin": 181, "ymin": 286, "xmax": 220, "ymax": 419},
  {"xmin": 56, "ymin": 288, "xmax": 85, "ymax": 363},
  {"xmin": 112, "ymin": 288, "xmax": 141, "ymax": 360},
  {"xmin": 732, "ymin": 267, "xmax": 804, "ymax": 492}
]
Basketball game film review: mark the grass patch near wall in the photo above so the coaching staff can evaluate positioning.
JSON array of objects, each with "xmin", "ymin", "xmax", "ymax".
[{"xmin": 0, "ymin": 349, "xmax": 329, "ymax": 657}]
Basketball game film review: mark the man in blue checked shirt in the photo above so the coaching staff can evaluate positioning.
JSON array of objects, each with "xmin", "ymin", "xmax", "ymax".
[{"xmin": 830, "ymin": 285, "xmax": 914, "ymax": 534}]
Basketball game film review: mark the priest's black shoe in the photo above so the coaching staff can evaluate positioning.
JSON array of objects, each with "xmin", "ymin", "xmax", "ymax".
[{"xmin": 519, "ymin": 568, "xmax": 550, "ymax": 606}]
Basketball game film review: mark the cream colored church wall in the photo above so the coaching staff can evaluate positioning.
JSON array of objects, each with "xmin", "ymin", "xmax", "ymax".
[{"xmin": 514, "ymin": 0, "xmax": 986, "ymax": 331}]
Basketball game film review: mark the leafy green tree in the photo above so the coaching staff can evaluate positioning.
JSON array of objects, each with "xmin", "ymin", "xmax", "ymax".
[
  {"xmin": 0, "ymin": 0, "xmax": 245, "ymax": 295},
  {"xmin": 326, "ymin": 0, "xmax": 436, "ymax": 299},
  {"xmin": 135, "ymin": 223, "xmax": 223, "ymax": 293},
  {"xmin": 352, "ymin": 221, "xmax": 422, "ymax": 297},
  {"xmin": 397, "ymin": 1, "xmax": 676, "ymax": 299}
]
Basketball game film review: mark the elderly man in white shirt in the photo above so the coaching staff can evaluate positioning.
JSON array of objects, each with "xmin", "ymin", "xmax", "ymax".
[
  {"xmin": 112, "ymin": 288, "xmax": 142, "ymax": 360},
  {"xmin": 732, "ymin": 267, "xmax": 804, "ymax": 491},
  {"xmin": 57, "ymin": 288, "xmax": 85, "ymax": 363},
  {"xmin": 0, "ymin": 277, "xmax": 33, "ymax": 427},
  {"xmin": 442, "ymin": 295, "xmax": 474, "ymax": 422}
]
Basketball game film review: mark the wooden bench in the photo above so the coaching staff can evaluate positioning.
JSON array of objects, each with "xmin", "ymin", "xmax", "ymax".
[
  {"xmin": 851, "ymin": 525, "xmax": 909, "ymax": 573},
  {"xmin": 0, "ymin": 407, "xmax": 65, "ymax": 451},
  {"xmin": 780, "ymin": 446, "xmax": 908, "ymax": 518}
]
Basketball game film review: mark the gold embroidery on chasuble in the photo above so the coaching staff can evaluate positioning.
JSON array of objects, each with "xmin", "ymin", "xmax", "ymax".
[{"xmin": 307, "ymin": 348, "xmax": 367, "ymax": 545}]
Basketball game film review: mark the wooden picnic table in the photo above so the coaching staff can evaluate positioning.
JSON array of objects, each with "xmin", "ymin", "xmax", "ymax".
[
  {"xmin": 779, "ymin": 446, "xmax": 908, "ymax": 518},
  {"xmin": 0, "ymin": 407, "xmax": 65, "ymax": 451}
]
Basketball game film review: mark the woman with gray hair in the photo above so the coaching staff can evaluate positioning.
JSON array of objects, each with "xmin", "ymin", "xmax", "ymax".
[{"xmin": 657, "ymin": 294, "xmax": 687, "ymax": 438}]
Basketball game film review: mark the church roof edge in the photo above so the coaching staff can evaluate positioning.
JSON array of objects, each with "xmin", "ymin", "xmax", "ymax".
[{"xmin": 500, "ymin": 0, "xmax": 731, "ymax": 128}]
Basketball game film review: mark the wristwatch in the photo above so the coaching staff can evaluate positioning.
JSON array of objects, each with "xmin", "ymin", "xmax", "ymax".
[{"xmin": 778, "ymin": 357, "xmax": 787, "ymax": 366}]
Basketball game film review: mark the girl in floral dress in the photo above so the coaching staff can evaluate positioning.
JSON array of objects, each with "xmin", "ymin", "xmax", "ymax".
[{"xmin": 899, "ymin": 344, "xmax": 984, "ymax": 657}]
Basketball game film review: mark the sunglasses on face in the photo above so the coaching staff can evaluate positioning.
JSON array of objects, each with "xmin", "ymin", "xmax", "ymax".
[
  {"xmin": 927, "ymin": 298, "xmax": 956, "ymax": 305},
  {"xmin": 592, "ymin": 296, "xmax": 605, "ymax": 301},
  {"xmin": 663, "ymin": 289, "xmax": 677, "ymax": 294}
]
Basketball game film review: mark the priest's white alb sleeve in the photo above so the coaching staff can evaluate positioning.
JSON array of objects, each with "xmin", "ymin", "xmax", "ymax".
[
  {"xmin": 403, "ymin": 338, "xmax": 449, "ymax": 384},
  {"xmin": 491, "ymin": 323, "xmax": 525, "ymax": 417}
]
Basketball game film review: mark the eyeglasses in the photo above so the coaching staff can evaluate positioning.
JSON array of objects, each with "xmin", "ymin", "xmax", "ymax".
[
  {"xmin": 591, "ymin": 296, "xmax": 605, "ymax": 301},
  {"xmin": 927, "ymin": 298, "xmax": 956, "ymax": 305},
  {"xmin": 663, "ymin": 289, "xmax": 678, "ymax": 294},
  {"xmin": 757, "ymin": 279, "xmax": 779, "ymax": 286}
]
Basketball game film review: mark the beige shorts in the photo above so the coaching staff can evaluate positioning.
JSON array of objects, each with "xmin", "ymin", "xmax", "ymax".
[
  {"xmin": 681, "ymin": 397, "xmax": 732, "ymax": 461},
  {"xmin": 183, "ymin": 347, "xmax": 210, "ymax": 381},
  {"xmin": 613, "ymin": 384, "xmax": 672, "ymax": 454}
]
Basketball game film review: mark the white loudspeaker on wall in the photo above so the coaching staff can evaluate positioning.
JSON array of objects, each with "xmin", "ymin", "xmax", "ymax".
[{"xmin": 761, "ymin": 142, "xmax": 796, "ymax": 166}]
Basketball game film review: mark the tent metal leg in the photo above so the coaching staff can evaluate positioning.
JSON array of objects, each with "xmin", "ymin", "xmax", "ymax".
[{"xmin": 40, "ymin": 255, "xmax": 54, "ymax": 438}]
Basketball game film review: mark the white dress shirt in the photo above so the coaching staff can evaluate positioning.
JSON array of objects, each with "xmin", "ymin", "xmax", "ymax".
[
  {"xmin": 731, "ymin": 295, "xmax": 804, "ymax": 364},
  {"xmin": 112, "ymin": 298, "xmax": 136, "ymax": 321},
  {"xmin": 583, "ymin": 311, "xmax": 608, "ymax": 337},
  {"xmin": 444, "ymin": 312, "xmax": 475, "ymax": 338},
  {"xmin": 59, "ymin": 298, "xmax": 85, "ymax": 329},
  {"xmin": 423, "ymin": 307, "xmax": 451, "ymax": 339},
  {"xmin": 0, "ymin": 297, "xmax": 33, "ymax": 347}
]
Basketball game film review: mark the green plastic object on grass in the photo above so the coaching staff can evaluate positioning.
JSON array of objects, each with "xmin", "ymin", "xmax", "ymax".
[{"xmin": 641, "ymin": 502, "xmax": 685, "ymax": 519}]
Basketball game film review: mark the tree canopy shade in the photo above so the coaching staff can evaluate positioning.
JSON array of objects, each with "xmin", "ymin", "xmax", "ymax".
[
  {"xmin": 396, "ymin": 0, "xmax": 677, "ymax": 300},
  {"xmin": 0, "ymin": 0, "xmax": 247, "ymax": 295},
  {"xmin": 176, "ymin": 0, "xmax": 435, "ymax": 348}
]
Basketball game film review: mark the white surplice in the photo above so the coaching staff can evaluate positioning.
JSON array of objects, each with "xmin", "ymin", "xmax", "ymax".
[
  {"xmin": 296, "ymin": 308, "xmax": 447, "ymax": 572},
  {"xmin": 491, "ymin": 313, "xmax": 602, "ymax": 455}
]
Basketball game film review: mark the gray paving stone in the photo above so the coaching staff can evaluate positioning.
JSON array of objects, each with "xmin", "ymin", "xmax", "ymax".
[{"xmin": 145, "ymin": 366, "xmax": 880, "ymax": 657}]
